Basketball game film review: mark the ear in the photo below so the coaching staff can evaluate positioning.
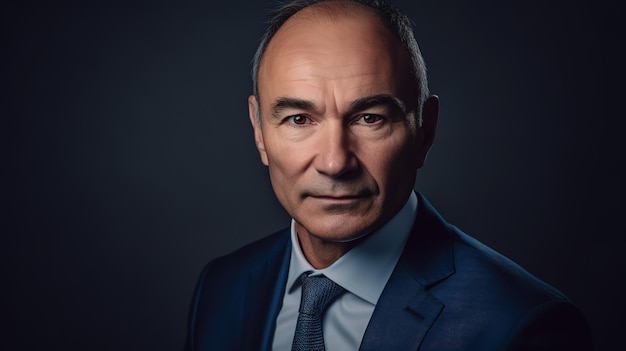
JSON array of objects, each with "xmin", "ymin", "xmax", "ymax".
[
  {"xmin": 415, "ymin": 95, "xmax": 439, "ymax": 168},
  {"xmin": 248, "ymin": 95, "xmax": 269, "ymax": 166}
]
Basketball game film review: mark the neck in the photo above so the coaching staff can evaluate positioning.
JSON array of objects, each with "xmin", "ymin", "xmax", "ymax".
[{"xmin": 295, "ymin": 224, "xmax": 365, "ymax": 269}]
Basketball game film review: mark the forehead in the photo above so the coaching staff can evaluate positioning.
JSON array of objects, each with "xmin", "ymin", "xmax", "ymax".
[
  {"xmin": 266, "ymin": 2, "xmax": 391, "ymax": 50},
  {"xmin": 257, "ymin": 7, "xmax": 412, "ymax": 105}
]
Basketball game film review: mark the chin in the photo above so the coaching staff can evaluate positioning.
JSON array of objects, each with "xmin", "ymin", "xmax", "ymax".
[{"xmin": 302, "ymin": 215, "xmax": 379, "ymax": 243}]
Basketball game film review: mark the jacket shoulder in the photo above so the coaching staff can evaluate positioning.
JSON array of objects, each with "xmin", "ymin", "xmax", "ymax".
[
  {"xmin": 413, "ymin": 194, "xmax": 590, "ymax": 349},
  {"xmin": 206, "ymin": 228, "xmax": 291, "ymax": 277},
  {"xmin": 431, "ymin": 226, "xmax": 592, "ymax": 349},
  {"xmin": 452, "ymin": 228, "xmax": 568, "ymax": 303},
  {"xmin": 184, "ymin": 228, "xmax": 291, "ymax": 351}
]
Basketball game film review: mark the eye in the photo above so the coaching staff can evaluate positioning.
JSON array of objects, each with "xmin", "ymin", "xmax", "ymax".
[
  {"xmin": 286, "ymin": 114, "xmax": 310, "ymax": 126},
  {"xmin": 355, "ymin": 114, "xmax": 384, "ymax": 125}
]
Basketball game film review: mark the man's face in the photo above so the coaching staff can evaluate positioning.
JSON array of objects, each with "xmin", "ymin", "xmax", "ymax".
[{"xmin": 249, "ymin": 11, "xmax": 436, "ymax": 244}]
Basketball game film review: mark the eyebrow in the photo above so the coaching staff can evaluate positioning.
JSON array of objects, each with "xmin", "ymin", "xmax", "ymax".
[
  {"xmin": 349, "ymin": 94, "xmax": 407, "ymax": 116},
  {"xmin": 269, "ymin": 93, "xmax": 407, "ymax": 118},
  {"xmin": 271, "ymin": 97, "xmax": 315, "ymax": 118}
]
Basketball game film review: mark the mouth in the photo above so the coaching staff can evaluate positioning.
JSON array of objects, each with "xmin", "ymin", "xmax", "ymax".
[
  {"xmin": 312, "ymin": 195, "xmax": 365, "ymax": 200},
  {"xmin": 305, "ymin": 190, "xmax": 373, "ymax": 201}
]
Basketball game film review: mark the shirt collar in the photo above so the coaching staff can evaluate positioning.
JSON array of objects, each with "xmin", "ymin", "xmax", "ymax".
[{"xmin": 286, "ymin": 191, "xmax": 418, "ymax": 305}]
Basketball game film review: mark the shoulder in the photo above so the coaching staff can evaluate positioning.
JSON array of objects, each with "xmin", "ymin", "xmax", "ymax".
[
  {"xmin": 412, "ymin": 194, "xmax": 571, "ymax": 308},
  {"xmin": 184, "ymin": 228, "xmax": 291, "ymax": 350},
  {"xmin": 412, "ymin": 194, "xmax": 591, "ymax": 349},
  {"xmin": 188, "ymin": 227, "xmax": 290, "ymax": 316},
  {"xmin": 199, "ymin": 227, "xmax": 291, "ymax": 283},
  {"xmin": 451, "ymin": 228, "xmax": 568, "ymax": 304},
  {"xmin": 435, "ymin": 226, "xmax": 592, "ymax": 349}
]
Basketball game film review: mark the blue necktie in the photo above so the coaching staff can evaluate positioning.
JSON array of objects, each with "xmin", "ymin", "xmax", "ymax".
[{"xmin": 291, "ymin": 274, "xmax": 346, "ymax": 351}]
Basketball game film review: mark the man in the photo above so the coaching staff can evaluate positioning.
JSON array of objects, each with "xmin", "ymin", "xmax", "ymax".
[{"xmin": 185, "ymin": 0, "xmax": 592, "ymax": 350}]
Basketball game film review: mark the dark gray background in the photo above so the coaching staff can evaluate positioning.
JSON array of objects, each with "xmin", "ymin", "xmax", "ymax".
[{"xmin": 3, "ymin": 0, "xmax": 623, "ymax": 350}]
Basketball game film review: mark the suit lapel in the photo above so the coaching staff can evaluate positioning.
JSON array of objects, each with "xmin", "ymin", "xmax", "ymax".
[
  {"xmin": 359, "ymin": 265, "xmax": 445, "ymax": 351},
  {"xmin": 360, "ymin": 194, "xmax": 455, "ymax": 351},
  {"xmin": 239, "ymin": 229, "xmax": 292, "ymax": 351}
]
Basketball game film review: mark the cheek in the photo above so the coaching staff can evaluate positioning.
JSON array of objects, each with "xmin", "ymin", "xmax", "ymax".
[
  {"xmin": 264, "ymin": 142, "xmax": 305, "ymax": 201},
  {"xmin": 266, "ymin": 146, "xmax": 300, "ymax": 180},
  {"xmin": 366, "ymin": 137, "xmax": 417, "ymax": 189},
  {"xmin": 369, "ymin": 132, "xmax": 413, "ymax": 165},
  {"xmin": 266, "ymin": 160, "xmax": 295, "ymax": 210},
  {"xmin": 263, "ymin": 128, "xmax": 315, "ymax": 177}
]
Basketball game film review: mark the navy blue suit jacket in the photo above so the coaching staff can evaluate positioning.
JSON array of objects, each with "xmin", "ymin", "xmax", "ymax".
[{"xmin": 184, "ymin": 194, "xmax": 591, "ymax": 350}]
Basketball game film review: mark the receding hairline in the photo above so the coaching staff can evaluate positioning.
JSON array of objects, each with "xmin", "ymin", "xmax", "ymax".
[
  {"xmin": 285, "ymin": 0, "xmax": 381, "ymax": 23},
  {"xmin": 261, "ymin": 1, "xmax": 395, "ymax": 68},
  {"xmin": 258, "ymin": 1, "xmax": 412, "ymax": 95}
]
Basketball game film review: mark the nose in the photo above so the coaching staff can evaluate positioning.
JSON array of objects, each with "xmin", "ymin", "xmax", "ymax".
[{"xmin": 313, "ymin": 122, "xmax": 359, "ymax": 178}]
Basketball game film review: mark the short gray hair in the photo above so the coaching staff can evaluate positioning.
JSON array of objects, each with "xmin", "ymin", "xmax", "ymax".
[{"xmin": 251, "ymin": 0, "xmax": 429, "ymax": 124}]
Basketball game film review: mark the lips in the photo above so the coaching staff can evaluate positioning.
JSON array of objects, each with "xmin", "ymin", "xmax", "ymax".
[
  {"xmin": 312, "ymin": 195, "xmax": 365, "ymax": 200},
  {"xmin": 304, "ymin": 189, "xmax": 374, "ymax": 199}
]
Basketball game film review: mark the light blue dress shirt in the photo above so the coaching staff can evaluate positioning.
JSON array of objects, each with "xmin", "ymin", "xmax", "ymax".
[{"xmin": 271, "ymin": 192, "xmax": 418, "ymax": 351}]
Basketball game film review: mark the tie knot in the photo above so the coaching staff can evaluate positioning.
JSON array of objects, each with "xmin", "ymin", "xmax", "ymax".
[{"xmin": 299, "ymin": 274, "xmax": 345, "ymax": 317}]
